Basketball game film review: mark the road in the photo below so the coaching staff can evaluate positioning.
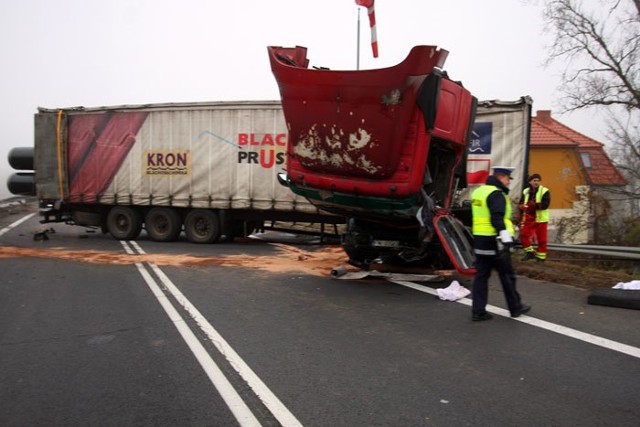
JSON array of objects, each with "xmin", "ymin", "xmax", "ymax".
[{"xmin": 1, "ymin": 201, "xmax": 639, "ymax": 426}]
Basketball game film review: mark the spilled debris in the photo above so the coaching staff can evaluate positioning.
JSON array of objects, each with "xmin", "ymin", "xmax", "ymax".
[
  {"xmin": 0, "ymin": 243, "xmax": 355, "ymax": 277},
  {"xmin": 33, "ymin": 228, "xmax": 55, "ymax": 241},
  {"xmin": 0, "ymin": 241, "xmax": 454, "ymax": 281}
]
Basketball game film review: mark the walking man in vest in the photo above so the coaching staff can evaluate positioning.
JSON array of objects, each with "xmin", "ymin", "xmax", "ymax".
[
  {"xmin": 470, "ymin": 166, "xmax": 531, "ymax": 321},
  {"xmin": 519, "ymin": 173, "xmax": 551, "ymax": 262}
]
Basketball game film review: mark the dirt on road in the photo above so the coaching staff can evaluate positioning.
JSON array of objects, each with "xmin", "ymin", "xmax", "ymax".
[
  {"xmin": 1, "ymin": 197, "xmax": 636, "ymax": 290},
  {"xmin": 512, "ymin": 256, "xmax": 636, "ymax": 290}
]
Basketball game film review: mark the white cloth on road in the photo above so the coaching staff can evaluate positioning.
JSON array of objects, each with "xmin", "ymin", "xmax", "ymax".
[
  {"xmin": 613, "ymin": 280, "xmax": 640, "ymax": 290},
  {"xmin": 436, "ymin": 280, "xmax": 470, "ymax": 301}
]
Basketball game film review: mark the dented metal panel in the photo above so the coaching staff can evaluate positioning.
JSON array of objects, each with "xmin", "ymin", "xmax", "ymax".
[
  {"xmin": 294, "ymin": 124, "xmax": 380, "ymax": 175},
  {"xmin": 268, "ymin": 45, "xmax": 475, "ymax": 201},
  {"xmin": 269, "ymin": 45, "xmax": 478, "ymax": 274}
]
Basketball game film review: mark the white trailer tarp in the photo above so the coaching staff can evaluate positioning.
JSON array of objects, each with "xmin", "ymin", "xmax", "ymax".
[
  {"xmin": 462, "ymin": 96, "xmax": 532, "ymax": 202},
  {"xmin": 46, "ymin": 101, "xmax": 319, "ymax": 213}
]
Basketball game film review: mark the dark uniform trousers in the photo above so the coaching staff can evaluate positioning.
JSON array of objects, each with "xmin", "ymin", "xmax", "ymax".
[{"xmin": 472, "ymin": 253, "xmax": 522, "ymax": 315}]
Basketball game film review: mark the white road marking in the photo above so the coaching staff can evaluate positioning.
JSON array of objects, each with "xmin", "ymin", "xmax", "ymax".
[
  {"xmin": 0, "ymin": 212, "xmax": 36, "ymax": 237},
  {"xmin": 123, "ymin": 240, "xmax": 304, "ymax": 427},
  {"xmin": 120, "ymin": 241, "xmax": 262, "ymax": 427},
  {"xmin": 10, "ymin": 210, "xmax": 631, "ymax": 413},
  {"xmin": 392, "ymin": 280, "xmax": 640, "ymax": 360}
]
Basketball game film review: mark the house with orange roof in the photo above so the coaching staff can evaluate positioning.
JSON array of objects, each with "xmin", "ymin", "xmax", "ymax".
[{"xmin": 528, "ymin": 110, "xmax": 629, "ymax": 243}]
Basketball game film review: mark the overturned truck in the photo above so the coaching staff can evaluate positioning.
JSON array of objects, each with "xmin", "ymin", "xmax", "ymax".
[
  {"xmin": 268, "ymin": 45, "xmax": 481, "ymax": 275},
  {"xmin": 6, "ymin": 101, "xmax": 345, "ymax": 243}
]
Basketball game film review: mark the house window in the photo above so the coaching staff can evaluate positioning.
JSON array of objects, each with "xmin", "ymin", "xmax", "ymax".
[{"xmin": 580, "ymin": 152, "xmax": 592, "ymax": 169}]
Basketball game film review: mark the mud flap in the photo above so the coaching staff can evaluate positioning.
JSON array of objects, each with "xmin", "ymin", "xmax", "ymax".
[{"xmin": 433, "ymin": 213, "xmax": 476, "ymax": 276}]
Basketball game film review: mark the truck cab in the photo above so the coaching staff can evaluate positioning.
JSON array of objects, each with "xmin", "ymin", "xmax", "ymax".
[{"xmin": 268, "ymin": 45, "xmax": 477, "ymax": 275}]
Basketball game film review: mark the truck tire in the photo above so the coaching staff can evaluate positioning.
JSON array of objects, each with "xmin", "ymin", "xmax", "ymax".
[
  {"xmin": 106, "ymin": 206, "xmax": 143, "ymax": 240},
  {"xmin": 342, "ymin": 243, "xmax": 379, "ymax": 268},
  {"xmin": 185, "ymin": 209, "xmax": 221, "ymax": 243},
  {"xmin": 342, "ymin": 219, "xmax": 379, "ymax": 267},
  {"xmin": 145, "ymin": 207, "xmax": 182, "ymax": 242},
  {"xmin": 587, "ymin": 288, "xmax": 640, "ymax": 310}
]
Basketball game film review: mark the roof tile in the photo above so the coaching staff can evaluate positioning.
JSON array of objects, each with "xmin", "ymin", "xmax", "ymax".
[{"xmin": 531, "ymin": 111, "xmax": 627, "ymax": 186}]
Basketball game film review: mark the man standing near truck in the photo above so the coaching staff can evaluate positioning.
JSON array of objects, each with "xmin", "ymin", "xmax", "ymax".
[
  {"xmin": 519, "ymin": 173, "xmax": 551, "ymax": 262},
  {"xmin": 470, "ymin": 166, "xmax": 531, "ymax": 321}
]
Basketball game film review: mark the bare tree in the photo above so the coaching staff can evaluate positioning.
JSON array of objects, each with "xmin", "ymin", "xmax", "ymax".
[
  {"xmin": 542, "ymin": 0, "xmax": 640, "ymax": 217},
  {"xmin": 543, "ymin": 0, "xmax": 639, "ymax": 110}
]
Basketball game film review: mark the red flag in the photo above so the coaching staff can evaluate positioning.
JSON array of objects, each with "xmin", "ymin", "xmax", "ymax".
[{"xmin": 355, "ymin": 0, "xmax": 378, "ymax": 58}]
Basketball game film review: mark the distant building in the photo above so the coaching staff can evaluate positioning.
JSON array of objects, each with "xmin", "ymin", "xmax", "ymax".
[{"xmin": 529, "ymin": 110, "xmax": 629, "ymax": 244}]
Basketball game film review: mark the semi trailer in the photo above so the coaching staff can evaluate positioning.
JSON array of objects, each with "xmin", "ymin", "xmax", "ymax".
[{"xmin": 7, "ymin": 101, "xmax": 344, "ymax": 243}]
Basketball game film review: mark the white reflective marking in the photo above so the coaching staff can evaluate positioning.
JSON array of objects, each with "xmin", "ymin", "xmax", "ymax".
[
  {"xmin": 122, "ymin": 241, "xmax": 262, "ymax": 427},
  {"xmin": 392, "ymin": 280, "xmax": 640, "ymax": 360},
  {"xmin": 119, "ymin": 240, "xmax": 135, "ymax": 254},
  {"xmin": 0, "ymin": 212, "xmax": 36, "ymax": 237},
  {"xmin": 126, "ymin": 241, "xmax": 303, "ymax": 427}
]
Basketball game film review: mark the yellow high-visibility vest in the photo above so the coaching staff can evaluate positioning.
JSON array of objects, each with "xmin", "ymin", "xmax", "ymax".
[
  {"xmin": 471, "ymin": 185, "xmax": 514, "ymax": 236},
  {"xmin": 523, "ymin": 185, "xmax": 550, "ymax": 223}
]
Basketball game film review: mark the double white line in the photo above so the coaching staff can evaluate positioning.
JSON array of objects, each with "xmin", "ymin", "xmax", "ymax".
[{"xmin": 121, "ymin": 240, "xmax": 303, "ymax": 427}]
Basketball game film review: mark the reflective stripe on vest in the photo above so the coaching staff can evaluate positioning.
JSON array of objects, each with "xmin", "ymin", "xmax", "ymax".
[
  {"xmin": 471, "ymin": 185, "xmax": 514, "ymax": 236},
  {"xmin": 523, "ymin": 185, "xmax": 550, "ymax": 222}
]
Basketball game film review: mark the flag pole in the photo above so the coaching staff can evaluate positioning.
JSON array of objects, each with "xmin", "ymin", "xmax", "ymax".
[{"xmin": 356, "ymin": 8, "xmax": 361, "ymax": 70}]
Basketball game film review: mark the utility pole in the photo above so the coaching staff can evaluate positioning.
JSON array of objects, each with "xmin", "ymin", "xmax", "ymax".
[{"xmin": 356, "ymin": 8, "xmax": 361, "ymax": 70}]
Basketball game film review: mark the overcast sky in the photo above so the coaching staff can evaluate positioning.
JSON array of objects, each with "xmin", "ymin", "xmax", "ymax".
[{"xmin": 0, "ymin": 0, "xmax": 605, "ymax": 199}]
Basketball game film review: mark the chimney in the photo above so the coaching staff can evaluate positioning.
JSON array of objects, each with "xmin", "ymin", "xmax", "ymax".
[{"xmin": 536, "ymin": 110, "xmax": 552, "ymax": 124}]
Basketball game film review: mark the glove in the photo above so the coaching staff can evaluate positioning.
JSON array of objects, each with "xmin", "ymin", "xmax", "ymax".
[
  {"xmin": 496, "ymin": 229, "xmax": 514, "ymax": 254},
  {"xmin": 499, "ymin": 229, "xmax": 513, "ymax": 244},
  {"xmin": 523, "ymin": 201, "xmax": 535, "ymax": 214}
]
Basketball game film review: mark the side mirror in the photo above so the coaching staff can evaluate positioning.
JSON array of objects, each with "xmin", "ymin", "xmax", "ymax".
[{"xmin": 277, "ymin": 172, "xmax": 289, "ymax": 187}]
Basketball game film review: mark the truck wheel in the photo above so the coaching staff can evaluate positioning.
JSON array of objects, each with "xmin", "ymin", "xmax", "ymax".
[
  {"xmin": 342, "ymin": 243, "xmax": 379, "ymax": 268},
  {"xmin": 588, "ymin": 288, "xmax": 640, "ymax": 310},
  {"xmin": 184, "ymin": 209, "xmax": 221, "ymax": 243},
  {"xmin": 145, "ymin": 207, "xmax": 182, "ymax": 242},
  {"xmin": 106, "ymin": 206, "xmax": 142, "ymax": 240}
]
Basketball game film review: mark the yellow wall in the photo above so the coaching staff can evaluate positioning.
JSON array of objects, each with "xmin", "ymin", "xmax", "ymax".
[{"xmin": 527, "ymin": 148, "xmax": 586, "ymax": 209}]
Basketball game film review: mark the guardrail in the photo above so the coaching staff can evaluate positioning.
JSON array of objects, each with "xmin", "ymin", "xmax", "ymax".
[{"xmin": 547, "ymin": 243, "xmax": 640, "ymax": 260}]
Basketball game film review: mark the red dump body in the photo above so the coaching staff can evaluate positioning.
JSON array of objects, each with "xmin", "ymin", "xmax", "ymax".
[{"xmin": 268, "ymin": 45, "xmax": 475, "ymax": 206}]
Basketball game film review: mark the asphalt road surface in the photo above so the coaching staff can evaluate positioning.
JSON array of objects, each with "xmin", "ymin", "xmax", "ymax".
[{"xmin": 1, "ymin": 201, "xmax": 639, "ymax": 426}]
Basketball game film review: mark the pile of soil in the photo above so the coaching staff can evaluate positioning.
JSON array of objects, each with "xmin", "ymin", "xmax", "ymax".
[{"xmin": 513, "ymin": 256, "xmax": 636, "ymax": 290}]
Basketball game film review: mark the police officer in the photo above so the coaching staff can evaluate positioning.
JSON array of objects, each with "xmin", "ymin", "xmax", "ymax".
[{"xmin": 470, "ymin": 166, "xmax": 531, "ymax": 321}]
